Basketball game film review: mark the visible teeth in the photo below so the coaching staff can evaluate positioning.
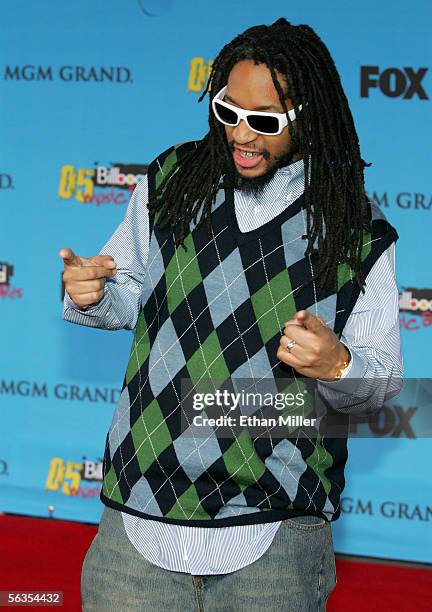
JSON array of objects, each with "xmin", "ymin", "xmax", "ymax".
[{"xmin": 240, "ymin": 151, "xmax": 258, "ymax": 158}]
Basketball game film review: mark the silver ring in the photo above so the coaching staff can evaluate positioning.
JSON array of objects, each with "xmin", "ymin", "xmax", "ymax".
[{"xmin": 285, "ymin": 339, "xmax": 296, "ymax": 352}]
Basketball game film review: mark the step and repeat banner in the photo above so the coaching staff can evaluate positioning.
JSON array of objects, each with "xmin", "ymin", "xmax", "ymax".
[{"xmin": 1, "ymin": 1, "xmax": 431, "ymax": 563}]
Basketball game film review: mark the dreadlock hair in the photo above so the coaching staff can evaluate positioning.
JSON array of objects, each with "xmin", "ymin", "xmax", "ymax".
[{"xmin": 147, "ymin": 17, "xmax": 372, "ymax": 292}]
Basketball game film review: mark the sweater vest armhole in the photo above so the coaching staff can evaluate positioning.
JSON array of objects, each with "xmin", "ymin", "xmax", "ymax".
[{"xmin": 334, "ymin": 219, "xmax": 399, "ymax": 337}]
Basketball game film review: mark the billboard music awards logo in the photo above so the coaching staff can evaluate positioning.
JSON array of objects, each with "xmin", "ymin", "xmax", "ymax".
[
  {"xmin": 3, "ymin": 65, "xmax": 133, "ymax": 83},
  {"xmin": 188, "ymin": 57, "xmax": 213, "ymax": 92},
  {"xmin": 58, "ymin": 162, "xmax": 148, "ymax": 205},
  {"xmin": 0, "ymin": 261, "xmax": 22, "ymax": 299},
  {"xmin": 360, "ymin": 66, "xmax": 429, "ymax": 99},
  {"xmin": 399, "ymin": 288, "xmax": 432, "ymax": 332},
  {"xmin": 45, "ymin": 456, "xmax": 103, "ymax": 499}
]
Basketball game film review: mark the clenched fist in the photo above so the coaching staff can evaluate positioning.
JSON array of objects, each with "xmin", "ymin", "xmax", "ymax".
[
  {"xmin": 276, "ymin": 310, "xmax": 350, "ymax": 380},
  {"xmin": 59, "ymin": 247, "xmax": 117, "ymax": 310}
]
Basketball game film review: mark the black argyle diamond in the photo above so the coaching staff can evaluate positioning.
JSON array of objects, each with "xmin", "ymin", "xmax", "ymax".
[
  {"xmin": 193, "ymin": 456, "xmax": 242, "ymax": 517},
  {"xmin": 144, "ymin": 444, "xmax": 192, "ymax": 515}
]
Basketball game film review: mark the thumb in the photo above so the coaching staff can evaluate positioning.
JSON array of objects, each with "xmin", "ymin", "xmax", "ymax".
[{"xmin": 59, "ymin": 247, "xmax": 81, "ymax": 266}]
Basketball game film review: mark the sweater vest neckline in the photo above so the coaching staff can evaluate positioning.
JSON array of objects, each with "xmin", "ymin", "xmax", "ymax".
[{"xmin": 224, "ymin": 184, "xmax": 305, "ymax": 245}]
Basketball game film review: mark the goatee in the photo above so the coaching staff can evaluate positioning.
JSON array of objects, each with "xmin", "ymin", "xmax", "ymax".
[{"xmin": 227, "ymin": 140, "xmax": 302, "ymax": 197}]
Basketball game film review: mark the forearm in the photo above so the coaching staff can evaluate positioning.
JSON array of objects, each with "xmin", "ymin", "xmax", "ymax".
[{"xmin": 317, "ymin": 323, "xmax": 403, "ymax": 415}]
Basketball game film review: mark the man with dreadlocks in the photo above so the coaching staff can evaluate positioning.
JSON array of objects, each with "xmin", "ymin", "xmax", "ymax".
[{"xmin": 61, "ymin": 18, "xmax": 401, "ymax": 612}]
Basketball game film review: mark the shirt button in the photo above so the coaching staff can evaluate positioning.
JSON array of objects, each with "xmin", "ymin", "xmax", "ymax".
[
  {"xmin": 253, "ymin": 205, "xmax": 261, "ymax": 214},
  {"xmin": 286, "ymin": 191, "xmax": 293, "ymax": 201}
]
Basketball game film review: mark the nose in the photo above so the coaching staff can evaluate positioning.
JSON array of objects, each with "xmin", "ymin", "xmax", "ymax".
[{"xmin": 231, "ymin": 119, "xmax": 258, "ymax": 145}]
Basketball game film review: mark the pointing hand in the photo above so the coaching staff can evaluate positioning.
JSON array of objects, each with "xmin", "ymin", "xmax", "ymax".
[{"xmin": 59, "ymin": 247, "xmax": 117, "ymax": 310}]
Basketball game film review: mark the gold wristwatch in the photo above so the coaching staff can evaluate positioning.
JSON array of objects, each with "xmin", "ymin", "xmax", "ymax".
[{"xmin": 333, "ymin": 345, "xmax": 352, "ymax": 380}]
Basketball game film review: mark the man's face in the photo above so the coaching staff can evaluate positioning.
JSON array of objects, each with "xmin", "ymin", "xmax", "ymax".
[{"xmin": 222, "ymin": 59, "xmax": 302, "ymax": 192}]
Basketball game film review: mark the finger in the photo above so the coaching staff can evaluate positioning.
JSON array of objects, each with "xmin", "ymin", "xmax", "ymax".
[
  {"xmin": 279, "ymin": 334, "xmax": 313, "ymax": 364},
  {"xmin": 63, "ymin": 266, "xmax": 115, "ymax": 282},
  {"xmin": 64, "ymin": 279, "xmax": 106, "ymax": 295},
  {"xmin": 68, "ymin": 290, "xmax": 105, "ymax": 308},
  {"xmin": 294, "ymin": 310, "xmax": 327, "ymax": 334},
  {"xmin": 276, "ymin": 344, "xmax": 306, "ymax": 369},
  {"xmin": 281, "ymin": 336, "xmax": 301, "ymax": 357},
  {"xmin": 59, "ymin": 247, "xmax": 81, "ymax": 266},
  {"xmin": 88, "ymin": 254, "xmax": 117, "ymax": 270},
  {"xmin": 281, "ymin": 324, "xmax": 314, "ymax": 348},
  {"xmin": 283, "ymin": 318, "xmax": 304, "ymax": 327},
  {"xmin": 281, "ymin": 326, "xmax": 323, "ymax": 366}
]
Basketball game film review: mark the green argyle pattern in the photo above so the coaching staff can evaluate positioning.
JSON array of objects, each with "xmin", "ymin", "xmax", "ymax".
[{"xmin": 101, "ymin": 141, "xmax": 398, "ymax": 526}]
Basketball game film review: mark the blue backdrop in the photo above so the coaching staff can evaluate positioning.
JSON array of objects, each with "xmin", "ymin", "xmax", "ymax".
[{"xmin": 1, "ymin": 0, "xmax": 431, "ymax": 563}]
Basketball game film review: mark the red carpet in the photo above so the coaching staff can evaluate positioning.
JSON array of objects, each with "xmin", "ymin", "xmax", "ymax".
[{"xmin": 1, "ymin": 514, "xmax": 431, "ymax": 611}]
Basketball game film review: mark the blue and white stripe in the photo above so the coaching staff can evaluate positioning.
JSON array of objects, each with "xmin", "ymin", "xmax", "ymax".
[{"xmin": 63, "ymin": 159, "xmax": 402, "ymax": 575}]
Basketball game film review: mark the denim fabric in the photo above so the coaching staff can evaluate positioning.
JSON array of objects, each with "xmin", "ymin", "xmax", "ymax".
[{"xmin": 81, "ymin": 506, "xmax": 336, "ymax": 611}]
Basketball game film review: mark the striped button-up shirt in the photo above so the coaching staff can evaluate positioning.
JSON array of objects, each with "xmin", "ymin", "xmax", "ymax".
[{"xmin": 64, "ymin": 158, "xmax": 402, "ymax": 575}]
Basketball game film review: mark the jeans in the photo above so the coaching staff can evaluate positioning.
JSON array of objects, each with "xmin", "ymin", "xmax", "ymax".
[{"xmin": 81, "ymin": 506, "xmax": 337, "ymax": 611}]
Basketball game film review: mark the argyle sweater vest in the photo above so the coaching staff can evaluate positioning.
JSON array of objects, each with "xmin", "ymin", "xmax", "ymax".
[{"xmin": 100, "ymin": 141, "xmax": 398, "ymax": 527}]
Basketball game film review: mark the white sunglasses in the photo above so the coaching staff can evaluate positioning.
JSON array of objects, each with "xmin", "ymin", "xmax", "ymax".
[{"xmin": 212, "ymin": 86, "xmax": 302, "ymax": 136}]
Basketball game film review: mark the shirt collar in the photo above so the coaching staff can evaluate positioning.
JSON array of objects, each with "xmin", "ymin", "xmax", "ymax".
[
  {"xmin": 273, "ymin": 157, "xmax": 305, "ymax": 182},
  {"xmin": 234, "ymin": 157, "xmax": 305, "ymax": 206}
]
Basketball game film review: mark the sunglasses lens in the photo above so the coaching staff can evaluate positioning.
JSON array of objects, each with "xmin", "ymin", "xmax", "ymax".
[
  {"xmin": 248, "ymin": 114, "xmax": 280, "ymax": 134},
  {"xmin": 214, "ymin": 101, "xmax": 238, "ymax": 125}
]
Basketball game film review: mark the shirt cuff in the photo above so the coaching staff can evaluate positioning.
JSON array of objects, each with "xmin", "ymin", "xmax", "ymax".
[{"xmin": 63, "ymin": 286, "xmax": 112, "ymax": 321}]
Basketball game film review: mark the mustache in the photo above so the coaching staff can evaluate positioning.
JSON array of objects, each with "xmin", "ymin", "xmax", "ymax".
[{"xmin": 228, "ymin": 140, "xmax": 271, "ymax": 160}]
